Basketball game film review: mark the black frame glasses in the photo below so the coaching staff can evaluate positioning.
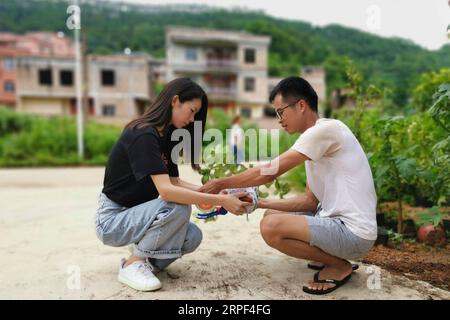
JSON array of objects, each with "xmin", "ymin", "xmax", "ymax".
[{"xmin": 275, "ymin": 99, "xmax": 301, "ymax": 120}]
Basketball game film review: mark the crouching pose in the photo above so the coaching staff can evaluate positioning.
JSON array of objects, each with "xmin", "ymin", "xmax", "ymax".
[
  {"xmin": 200, "ymin": 77, "xmax": 377, "ymax": 295},
  {"xmin": 95, "ymin": 78, "xmax": 250, "ymax": 291}
]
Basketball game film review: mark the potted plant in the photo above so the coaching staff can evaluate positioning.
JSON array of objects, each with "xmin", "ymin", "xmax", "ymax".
[
  {"xmin": 375, "ymin": 226, "xmax": 389, "ymax": 246},
  {"xmin": 383, "ymin": 210, "xmax": 398, "ymax": 232},
  {"xmin": 402, "ymin": 218, "xmax": 417, "ymax": 239},
  {"xmin": 376, "ymin": 212, "xmax": 386, "ymax": 227},
  {"xmin": 443, "ymin": 217, "xmax": 450, "ymax": 233},
  {"xmin": 416, "ymin": 206, "xmax": 446, "ymax": 246}
]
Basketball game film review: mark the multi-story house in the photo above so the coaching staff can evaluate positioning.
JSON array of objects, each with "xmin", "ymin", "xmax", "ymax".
[
  {"xmin": 15, "ymin": 53, "xmax": 153, "ymax": 120},
  {"xmin": 166, "ymin": 27, "xmax": 271, "ymax": 118},
  {"xmin": 0, "ymin": 32, "xmax": 74, "ymax": 108},
  {"xmin": 300, "ymin": 66, "xmax": 326, "ymax": 106}
]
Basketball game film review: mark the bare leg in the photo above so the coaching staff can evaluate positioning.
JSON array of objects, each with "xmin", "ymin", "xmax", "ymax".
[
  {"xmin": 264, "ymin": 209, "xmax": 323, "ymax": 269},
  {"xmin": 124, "ymin": 255, "xmax": 145, "ymax": 267},
  {"xmin": 260, "ymin": 212, "xmax": 353, "ymax": 291}
]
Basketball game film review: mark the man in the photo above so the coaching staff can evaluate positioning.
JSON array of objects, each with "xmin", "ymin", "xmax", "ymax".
[{"xmin": 199, "ymin": 77, "xmax": 377, "ymax": 295}]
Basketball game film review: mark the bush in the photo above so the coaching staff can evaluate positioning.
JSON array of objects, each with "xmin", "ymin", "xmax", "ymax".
[
  {"xmin": 0, "ymin": 108, "xmax": 121, "ymax": 166},
  {"xmin": 0, "ymin": 107, "xmax": 32, "ymax": 136},
  {"xmin": 333, "ymin": 107, "xmax": 449, "ymax": 208},
  {"xmin": 413, "ymin": 68, "xmax": 450, "ymax": 112}
]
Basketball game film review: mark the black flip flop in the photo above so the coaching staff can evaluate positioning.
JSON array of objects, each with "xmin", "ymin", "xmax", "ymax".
[
  {"xmin": 302, "ymin": 272, "xmax": 352, "ymax": 295},
  {"xmin": 307, "ymin": 263, "xmax": 359, "ymax": 272}
]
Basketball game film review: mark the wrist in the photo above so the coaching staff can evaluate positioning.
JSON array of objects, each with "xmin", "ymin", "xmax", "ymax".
[
  {"xmin": 257, "ymin": 198, "xmax": 268, "ymax": 209},
  {"xmin": 217, "ymin": 177, "xmax": 228, "ymax": 190},
  {"xmin": 217, "ymin": 194, "xmax": 228, "ymax": 207}
]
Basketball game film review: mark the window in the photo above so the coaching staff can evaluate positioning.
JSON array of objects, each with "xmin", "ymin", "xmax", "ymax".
[
  {"xmin": 4, "ymin": 81, "xmax": 15, "ymax": 93},
  {"xmin": 3, "ymin": 58, "xmax": 14, "ymax": 71},
  {"xmin": 101, "ymin": 70, "xmax": 115, "ymax": 86},
  {"xmin": 102, "ymin": 105, "xmax": 116, "ymax": 116},
  {"xmin": 244, "ymin": 48, "xmax": 255, "ymax": 64},
  {"xmin": 60, "ymin": 70, "xmax": 73, "ymax": 86},
  {"xmin": 241, "ymin": 107, "xmax": 252, "ymax": 118},
  {"xmin": 264, "ymin": 106, "xmax": 277, "ymax": 118},
  {"xmin": 185, "ymin": 48, "xmax": 197, "ymax": 61},
  {"xmin": 39, "ymin": 68, "xmax": 52, "ymax": 85},
  {"xmin": 244, "ymin": 77, "xmax": 255, "ymax": 92}
]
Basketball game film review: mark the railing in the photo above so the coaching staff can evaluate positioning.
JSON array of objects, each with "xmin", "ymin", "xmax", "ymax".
[
  {"xmin": 171, "ymin": 59, "xmax": 239, "ymax": 73},
  {"xmin": 204, "ymin": 86, "xmax": 237, "ymax": 100},
  {"xmin": 206, "ymin": 59, "xmax": 238, "ymax": 68}
]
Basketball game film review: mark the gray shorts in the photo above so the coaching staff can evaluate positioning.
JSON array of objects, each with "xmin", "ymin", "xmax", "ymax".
[{"xmin": 292, "ymin": 211, "xmax": 374, "ymax": 260}]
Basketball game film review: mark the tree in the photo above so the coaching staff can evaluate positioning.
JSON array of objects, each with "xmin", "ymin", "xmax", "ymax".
[{"xmin": 413, "ymin": 68, "xmax": 450, "ymax": 112}]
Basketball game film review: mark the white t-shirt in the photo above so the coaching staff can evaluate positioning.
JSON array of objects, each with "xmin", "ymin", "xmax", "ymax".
[{"xmin": 291, "ymin": 118, "xmax": 377, "ymax": 240}]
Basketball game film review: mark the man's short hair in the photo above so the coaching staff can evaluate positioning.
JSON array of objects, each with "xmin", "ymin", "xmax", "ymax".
[{"xmin": 269, "ymin": 76, "xmax": 318, "ymax": 113}]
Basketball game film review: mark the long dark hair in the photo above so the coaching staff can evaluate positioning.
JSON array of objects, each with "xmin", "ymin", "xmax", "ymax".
[{"xmin": 125, "ymin": 78, "xmax": 208, "ymax": 169}]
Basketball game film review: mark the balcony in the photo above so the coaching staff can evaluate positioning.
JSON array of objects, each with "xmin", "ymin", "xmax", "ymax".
[
  {"xmin": 171, "ymin": 59, "xmax": 239, "ymax": 74},
  {"xmin": 204, "ymin": 86, "xmax": 237, "ymax": 101},
  {"xmin": 205, "ymin": 59, "xmax": 238, "ymax": 73}
]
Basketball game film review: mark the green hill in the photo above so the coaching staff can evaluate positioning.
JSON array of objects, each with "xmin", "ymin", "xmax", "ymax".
[{"xmin": 1, "ymin": 0, "xmax": 448, "ymax": 105}]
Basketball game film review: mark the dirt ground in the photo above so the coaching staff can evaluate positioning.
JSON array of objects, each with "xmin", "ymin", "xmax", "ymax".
[
  {"xmin": 0, "ymin": 166, "xmax": 449, "ymax": 300},
  {"xmin": 363, "ymin": 242, "xmax": 450, "ymax": 291}
]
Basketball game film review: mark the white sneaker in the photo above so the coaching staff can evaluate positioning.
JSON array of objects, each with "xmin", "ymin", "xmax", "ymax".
[
  {"xmin": 127, "ymin": 244, "xmax": 161, "ymax": 273},
  {"xmin": 118, "ymin": 258, "xmax": 162, "ymax": 291}
]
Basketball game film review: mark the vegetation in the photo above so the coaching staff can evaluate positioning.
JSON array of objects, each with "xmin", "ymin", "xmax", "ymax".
[
  {"xmin": 331, "ymin": 68, "xmax": 450, "ymax": 234},
  {"xmin": 0, "ymin": 108, "xmax": 120, "ymax": 166},
  {"xmin": 1, "ymin": 0, "xmax": 449, "ymax": 107},
  {"xmin": 1, "ymin": 0, "xmax": 449, "ymax": 236}
]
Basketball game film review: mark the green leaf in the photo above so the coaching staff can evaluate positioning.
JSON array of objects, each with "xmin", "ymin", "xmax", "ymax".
[
  {"xmin": 396, "ymin": 158, "xmax": 416, "ymax": 179},
  {"xmin": 201, "ymin": 175, "xmax": 210, "ymax": 185},
  {"xmin": 275, "ymin": 179, "xmax": 280, "ymax": 190},
  {"xmin": 375, "ymin": 164, "xmax": 391, "ymax": 178},
  {"xmin": 258, "ymin": 191, "xmax": 269, "ymax": 198}
]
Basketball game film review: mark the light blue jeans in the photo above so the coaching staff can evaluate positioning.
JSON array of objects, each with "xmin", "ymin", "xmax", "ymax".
[{"xmin": 95, "ymin": 193, "xmax": 202, "ymax": 271}]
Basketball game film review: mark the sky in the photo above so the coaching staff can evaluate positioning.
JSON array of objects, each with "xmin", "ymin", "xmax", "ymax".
[{"xmin": 110, "ymin": 0, "xmax": 450, "ymax": 50}]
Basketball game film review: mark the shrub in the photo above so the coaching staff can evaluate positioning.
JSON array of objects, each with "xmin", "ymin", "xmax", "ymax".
[{"xmin": 0, "ymin": 109, "xmax": 121, "ymax": 166}]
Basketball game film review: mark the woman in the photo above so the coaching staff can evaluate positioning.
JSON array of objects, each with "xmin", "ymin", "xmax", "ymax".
[{"xmin": 95, "ymin": 78, "xmax": 249, "ymax": 292}]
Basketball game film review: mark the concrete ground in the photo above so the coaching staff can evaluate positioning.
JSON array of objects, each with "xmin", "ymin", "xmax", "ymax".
[{"xmin": 0, "ymin": 166, "xmax": 448, "ymax": 300}]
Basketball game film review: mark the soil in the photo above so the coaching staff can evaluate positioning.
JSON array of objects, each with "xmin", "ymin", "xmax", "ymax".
[
  {"xmin": 362, "ymin": 242, "xmax": 450, "ymax": 291},
  {"xmin": 378, "ymin": 202, "xmax": 450, "ymax": 220}
]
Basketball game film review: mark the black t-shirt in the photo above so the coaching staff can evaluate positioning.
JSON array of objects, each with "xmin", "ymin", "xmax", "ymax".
[{"xmin": 102, "ymin": 127, "xmax": 179, "ymax": 208}]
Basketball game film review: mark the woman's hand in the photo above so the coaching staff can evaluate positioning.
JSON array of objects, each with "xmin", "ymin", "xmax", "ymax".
[
  {"xmin": 199, "ymin": 178, "xmax": 224, "ymax": 194},
  {"xmin": 220, "ymin": 191, "xmax": 250, "ymax": 215}
]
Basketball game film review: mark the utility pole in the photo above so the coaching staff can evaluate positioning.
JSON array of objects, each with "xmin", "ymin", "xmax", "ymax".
[
  {"xmin": 81, "ymin": 32, "xmax": 89, "ymax": 122},
  {"xmin": 71, "ymin": 0, "xmax": 84, "ymax": 158}
]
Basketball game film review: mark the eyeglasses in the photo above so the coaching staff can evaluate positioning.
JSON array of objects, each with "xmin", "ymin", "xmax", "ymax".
[{"xmin": 274, "ymin": 99, "xmax": 301, "ymax": 120}]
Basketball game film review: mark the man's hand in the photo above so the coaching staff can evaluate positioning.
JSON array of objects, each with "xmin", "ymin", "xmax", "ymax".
[
  {"xmin": 221, "ymin": 191, "xmax": 252, "ymax": 215},
  {"xmin": 199, "ymin": 178, "xmax": 224, "ymax": 194}
]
